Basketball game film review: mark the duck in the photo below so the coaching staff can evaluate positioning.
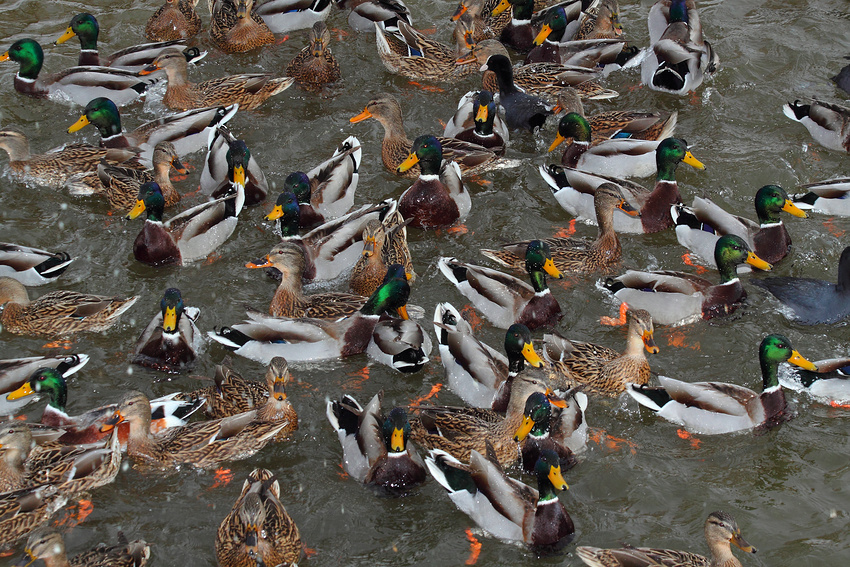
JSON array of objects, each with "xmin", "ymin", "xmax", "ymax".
[
  {"xmin": 139, "ymin": 48, "xmax": 293, "ymax": 110},
  {"xmin": 215, "ymin": 468, "xmax": 302, "ymax": 567},
  {"xmin": 146, "ymin": 0, "xmax": 204, "ymax": 41},
  {"xmin": 630, "ymin": 334, "xmax": 816, "ymax": 434},
  {"xmin": 438, "ymin": 240, "xmax": 564, "ymax": 330},
  {"xmin": 782, "ymin": 99, "xmax": 850, "ymax": 153},
  {"xmin": 132, "ymin": 287, "xmax": 201, "ymax": 373},
  {"xmin": 603, "ymin": 234, "xmax": 771, "ymax": 326},
  {"xmin": 452, "ymin": 0, "xmax": 510, "ymax": 43},
  {"xmin": 338, "ymin": 0, "xmax": 412, "ymax": 32},
  {"xmin": 54, "ymin": 13, "xmax": 187, "ymax": 70},
  {"xmin": 480, "ymin": 183, "xmax": 638, "ymax": 274},
  {"xmin": 253, "ymin": 0, "xmax": 333, "ymax": 33},
  {"xmin": 126, "ymin": 181, "xmax": 243, "ymax": 267},
  {"xmin": 0, "ymin": 277, "xmax": 138, "ymax": 338},
  {"xmin": 0, "ymin": 242, "xmax": 73, "ymax": 286},
  {"xmin": 349, "ymin": 210, "xmax": 413, "ymax": 297},
  {"xmin": 0, "ymin": 39, "xmax": 155, "ymax": 106},
  {"xmin": 442, "ymin": 90, "xmax": 509, "ymax": 154},
  {"xmin": 792, "ymin": 177, "xmax": 850, "ymax": 215},
  {"xmin": 641, "ymin": 0, "xmax": 718, "ymax": 94},
  {"xmin": 0, "ymin": 354, "xmax": 88, "ymax": 414},
  {"xmin": 0, "ymin": 485, "xmax": 67, "ymax": 551},
  {"xmin": 434, "ymin": 304, "xmax": 545, "ymax": 409},
  {"xmin": 752, "ymin": 245, "xmax": 850, "ymax": 325},
  {"xmin": 479, "ymin": 54, "xmax": 554, "ymax": 131},
  {"xmin": 97, "ymin": 141, "xmax": 187, "ymax": 211},
  {"xmin": 524, "ymin": 5, "xmax": 580, "ymax": 63},
  {"xmin": 673, "ymin": 184, "xmax": 808, "ymax": 269},
  {"xmin": 17, "ymin": 529, "xmax": 150, "ymax": 567},
  {"xmin": 374, "ymin": 21, "xmax": 479, "ymax": 83},
  {"xmin": 426, "ymin": 445, "xmax": 573, "ymax": 550},
  {"xmin": 490, "ymin": 0, "xmax": 548, "ymax": 53},
  {"xmin": 541, "ymin": 307, "xmax": 658, "ymax": 396},
  {"xmin": 834, "ymin": 59, "xmax": 850, "ymax": 95},
  {"xmin": 540, "ymin": 137, "xmax": 705, "ymax": 234},
  {"xmin": 286, "ymin": 21, "xmax": 341, "ymax": 90},
  {"xmin": 326, "ymin": 392, "xmax": 427, "ymax": 492},
  {"xmin": 210, "ymin": 0, "xmax": 275, "ymax": 53},
  {"xmin": 572, "ymin": 0, "xmax": 624, "ymax": 40},
  {"xmin": 512, "ymin": 389, "xmax": 583, "ymax": 473},
  {"xmin": 778, "ymin": 352, "xmax": 850, "ymax": 405},
  {"xmin": 200, "ymin": 125, "xmax": 268, "ymax": 207},
  {"xmin": 576, "ymin": 511, "xmax": 756, "ymax": 567}
]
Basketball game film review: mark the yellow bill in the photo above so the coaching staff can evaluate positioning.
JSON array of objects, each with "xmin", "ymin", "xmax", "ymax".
[
  {"xmin": 55, "ymin": 27, "xmax": 76, "ymax": 45},
  {"xmin": 67, "ymin": 114, "xmax": 90, "ymax": 133},
  {"xmin": 782, "ymin": 199, "xmax": 808, "ymax": 218},
  {"xmin": 514, "ymin": 415, "xmax": 534, "ymax": 442},
  {"xmin": 396, "ymin": 152, "xmax": 420, "ymax": 173},
  {"xmin": 548, "ymin": 132, "xmax": 567, "ymax": 153},
  {"xmin": 543, "ymin": 257, "xmax": 563, "ymax": 279},
  {"xmin": 787, "ymin": 350, "xmax": 818, "ymax": 372},
  {"xmin": 522, "ymin": 341, "xmax": 544, "ymax": 367},
  {"xmin": 533, "ymin": 24, "xmax": 552, "ymax": 46},
  {"xmin": 6, "ymin": 381, "xmax": 35, "ymax": 401},
  {"xmin": 126, "ymin": 199, "xmax": 147, "ymax": 220},
  {"xmin": 548, "ymin": 464, "xmax": 568, "ymax": 491},
  {"xmin": 682, "ymin": 150, "xmax": 706, "ymax": 170},
  {"xmin": 391, "ymin": 427, "xmax": 405, "ymax": 451},
  {"xmin": 745, "ymin": 251, "xmax": 771, "ymax": 271}
]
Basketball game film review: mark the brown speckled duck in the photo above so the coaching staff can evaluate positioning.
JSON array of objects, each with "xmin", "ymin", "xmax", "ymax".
[
  {"xmin": 286, "ymin": 21, "xmax": 341, "ymax": 90},
  {"xmin": 209, "ymin": 0, "xmax": 275, "ymax": 53},
  {"xmin": 147, "ymin": 0, "xmax": 203, "ymax": 41}
]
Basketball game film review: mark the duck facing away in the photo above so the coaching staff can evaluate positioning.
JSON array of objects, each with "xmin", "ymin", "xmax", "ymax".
[
  {"xmin": 17, "ymin": 529, "xmax": 150, "ymax": 567},
  {"xmin": 146, "ymin": 0, "xmax": 203, "ymax": 41}
]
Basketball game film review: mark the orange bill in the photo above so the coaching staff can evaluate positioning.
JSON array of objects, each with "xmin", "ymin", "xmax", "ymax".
[
  {"xmin": 246, "ymin": 256, "xmax": 273, "ymax": 269},
  {"xmin": 787, "ymin": 350, "xmax": 817, "ymax": 372},
  {"xmin": 618, "ymin": 199, "xmax": 639, "ymax": 216},
  {"xmin": 491, "ymin": 0, "xmax": 511, "ymax": 16},
  {"xmin": 350, "ymin": 108, "xmax": 372, "ymax": 123},
  {"xmin": 543, "ymin": 257, "xmax": 563, "ymax": 279},
  {"xmin": 265, "ymin": 205, "xmax": 284, "ymax": 221},
  {"xmin": 475, "ymin": 103, "xmax": 489, "ymax": 123},
  {"xmin": 451, "ymin": 3, "xmax": 468, "ymax": 21},
  {"xmin": 533, "ymin": 24, "xmax": 552, "ymax": 46},
  {"xmin": 642, "ymin": 330, "xmax": 659, "ymax": 354}
]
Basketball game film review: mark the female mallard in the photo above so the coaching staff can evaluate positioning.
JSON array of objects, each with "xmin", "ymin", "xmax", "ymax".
[
  {"xmin": 0, "ymin": 242, "xmax": 73, "ymax": 286},
  {"xmin": 97, "ymin": 141, "xmax": 187, "ymax": 211},
  {"xmin": 126, "ymin": 181, "xmax": 243, "ymax": 267},
  {"xmin": 673, "ymin": 184, "xmax": 808, "ymax": 269},
  {"xmin": 438, "ymin": 240, "xmax": 564, "ymax": 330},
  {"xmin": 480, "ymin": 54, "xmax": 554, "ymax": 131},
  {"xmin": 326, "ymin": 392, "xmax": 426, "ymax": 492},
  {"xmin": 132, "ymin": 288, "xmax": 201, "ymax": 373},
  {"xmin": 0, "ymin": 485, "xmax": 66, "ymax": 551},
  {"xmin": 452, "ymin": 0, "xmax": 510, "ymax": 42},
  {"xmin": 0, "ymin": 39, "xmax": 154, "ymax": 106},
  {"xmin": 210, "ymin": 0, "xmax": 275, "ymax": 53},
  {"xmin": 0, "ymin": 354, "xmax": 88, "ymax": 414},
  {"xmin": 443, "ymin": 90, "xmax": 509, "ymax": 154},
  {"xmin": 286, "ymin": 21, "xmax": 340, "ymax": 90},
  {"xmin": 603, "ymin": 234, "xmax": 771, "ymax": 326},
  {"xmin": 541, "ymin": 307, "xmax": 659, "ymax": 396},
  {"xmin": 349, "ymin": 210, "xmax": 413, "ymax": 297},
  {"xmin": 253, "ymin": 0, "xmax": 332, "ymax": 33},
  {"xmin": 200, "ymin": 125, "xmax": 268, "ymax": 207},
  {"xmin": 513, "ymin": 389, "xmax": 585, "ymax": 472},
  {"xmin": 782, "ymin": 99, "xmax": 850, "ymax": 153},
  {"xmin": 792, "ymin": 177, "xmax": 850, "ymax": 215},
  {"xmin": 629, "ymin": 335, "xmax": 816, "ymax": 434},
  {"xmin": 540, "ymin": 137, "xmax": 705, "ymax": 234},
  {"xmin": 573, "ymin": 0, "xmax": 624, "ymax": 40},
  {"xmin": 147, "ymin": 0, "xmax": 203, "ymax": 41},
  {"xmin": 0, "ymin": 277, "xmax": 137, "ymax": 338},
  {"xmin": 17, "ymin": 530, "xmax": 150, "ymax": 567},
  {"xmin": 215, "ymin": 468, "xmax": 301, "ymax": 567},
  {"xmin": 481, "ymin": 183, "xmax": 638, "ymax": 274},
  {"xmin": 139, "ymin": 48, "xmax": 293, "ymax": 110},
  {"xmin": 427, "ymin": 446, "xmax": 573, "ymax": 550},
  {"xmin": 577, "ymin": 511, "xmax": 756, "ymax": 567},
  {"xmin": 375, "ymin": 21, "xmax": 479, "ymax": 83}
]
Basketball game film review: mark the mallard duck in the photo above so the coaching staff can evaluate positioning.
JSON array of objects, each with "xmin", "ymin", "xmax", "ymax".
[
  {"xmin": 215, "ymin": 468, "xmax": 301, "ymax": 567},
  {"xmin": 54, "ymin": 13, "xmax": 187, "ymax": 70},
  {"xmin": 490, "ymin": 0, "xmax": 551, "ymax": 53},
  {"xmin": 0, "ymin": 39, "xmax": 154, "ymax": 106},
  {"xmin": 603, "ymin": 235, "xmax": 771, "ymax": 326},
  {"xmin": 512, "ymin": 389, "xmax": 584, "ymax": 472},
  {"xmin": 339, "ymin": 0, "xmax": 412, "ymax": 32},
  {"xmin": 443, "ymin": 90, "xmax": 509, "ymax": 154},
  {"xmin": 139, "ymin": 48, "xmax": 293, "ymax": 111},
  {"xmin": 349, "ymin": 211, "xmax": 413, "ymax": 297},
  {"xmin": 673, "ymin": 185, "xmax": 807, "ymax": 270},
  {"xmin": 573, "ymin": 0, "xmax": 623, "ymax": 40},
  {"xmin": 480, "ymin": 54, "xmax": 554, "ymax": 131},
  {"xmin": 427, "ymin": 445, "xmax": 573, "ymax": 550},
  {"xmin": 0, "ymin": 277, "xmax": 137, "ymax": 338},
  {"xmin": 253, "ymin": 0, "xmax": 332, "ymax": 33},
  {"xmin": 542, "ymin": 307, "xmax": 658, "ymax": 396},
  {"xmin": 524, "ymin": 5, "xmax": 580, "ymax": 63},
  {"xmin": 779, "ymin": 352, "xmax": 850, "ymax": 405},
  {"xmin": 375, "ymin": 21, "xmax": 479, "ymax": 83},
  {"xmin": 452, "ymin": 0, "xmax": 510, "ymax": 42},
  {"xmin": 17, "ymin": 529, "xmax": 150, "ymax": 567},
  {"xmin": 200, "ymin": 125, "xmax": 268, "ymax": 207},
  {"xmin": 577, "ymin": 511, "xmax": 756, "ymax": 567},
  {"xmin": 0, "ymin": 485, "xmax": 67, "ymax": 551},
  {"xmin": 629, "ymin": 334, "xmax": 816, "ymax": 434},
  {"xmin": 438, "ymin": 240, "xmax": 564, "ymax": 330},
  {"xmin": 480, "ymin": 183, "xmax": 637, "ymax": 274},
  {"xmin": 210, "ymin": 0, "xmax": 275, "ymax": 53},
  {"xmin": 782, "ymin": 99, "xmax": 850, "ymax": 153},
  {"xmin": 0, "ymin": 243, "xmax": 73, "ymax": 287},
  {"xmin": 642, "ymin": 0, "xmax": 718, "ymax": 94},
  {"xmin": 752, "ymin": 245, "xmax": 850, "ymax": 325},
  {"xmin": 792, "ymin": 177, "xmax": 850, "ymax": 215},
  {"xmin": 132, "ymin": 288, "xmax": 201, "ymax": 373},
  {"xmin": 540, "ymin": 137, "xmax": 705, "ymax": 234},
  {"xmin": 147, "ymin": 0, "xmax": 204, "ymax": 41},
  {"xmin": 0, "ymin": 354, "xmax": 88, "ymax": 414},
  {"xmin": 97, "ymin": 141, "xmax": 187, "ymax": 211},
  {"xmin": 834, "ymin": 59, "xmax": 850, "ymax": 95},
  {"xmin": 126, "ymin": 181, "xmax": 243, "ymax": 267},
  {"xmin": 286, "ymin": 21, "xmax": 340, "ymax": 90},
  {"xmin": 326, "ymin": 392, "xmax": 427, "ymax": 492}
]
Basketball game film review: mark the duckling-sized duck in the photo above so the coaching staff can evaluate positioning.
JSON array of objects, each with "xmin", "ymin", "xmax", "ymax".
[
  {"xmin": 752, "ymin": 245, "xmax": 850, "ymax": 325},
  {"xmin": 97, "ymin": 141, "xmax": 187, "ymax": 211},
  {"xmin": 629, "ymin": 334, "xmax": 816, "ymax": 434},
  {"xmin": 0, "ymin": 277, "xmax": 138, "ymax": 338},
  {"xmin": 133, "ymin": 288, "xmax": 201, "ymax": 373},
  {"xmin": 438, "ymin": 240, "xmax": 564, "ymax": 330},
  {"xmin": 0, "ymin": 354, "xmax": 88, "ymax": 414},
  {"xmin": 126, "ymin": 181, "xmax": 243, "ymax": 267},
  {"xmin": 0, "ymin": 39, "xmax": 155, "ymax": 106},
  {"xmin": 480, "ymin": 54, "xmax": 554, "ymax": 131},
  {"xmin": 215, "ymin": 468, "xmax": 301, "ymax": 567},
  {"xmin": 792, "ymin": 177, "xmax": 850, "ymax": 215},
  {"xmin": 349, "ymin": 211, "xmax": 413, "ymax": 297},
  {"xmin": 339, "ymin": 0, "xmax": 412, "ymax": 32},
  {"xmin": 443, "ymin": 90, "xmax": 509, "ymax": 154},
  {"xmin": 577, "ymin": 511, "xmax": 756, "ymax": 567},
  {"xmin": 673, "ymin": 184, "xmax": 808, "ymax": 269},
  {"xmin": 603, "ymin": 234, "xmax": 771, "ymax": 326},
  {"xmin": 286, "ymin": 21, "xmax": 340, "ymax": 90},
  {"xmin": 326, "ymin": 392, "xmax": 427, "ymax": 493},
  {"xmin": 427, "ymin": 445, "xmax": 574, "ymax": 550},
  {"xmin": 253, "ymin": 0, "xmax": 332, "ymax": 33},
  {"xmin": 513, "ymin": 389, "xmax": 583, "ymax": 473},
  {"xmin": 0, "ymin": 242, "xmax": 73, "ymax": 286},
  {"xmin": 481, "ymin": 183, "xmax": 638, "ymax": 274},
  {"xmin": 210, "ymin": 0, "xmax": 275, "ymax": 53},
  {"xmin": 375, "ymin": 21, "xmax": 479, "ymax": 82},
  {"xmin": 540, "ymin": 137, "xmax": 705, "ymax": 234},
  {"xmin": 541, "ymin": 307, "xmax": 658, "ymax": 396},
  {"xmin": 782, "ymin": 99, "xmax": 850, "ymax": 153},
  {"xmin": 147, "ymin": 0, "xmax": 204, "ymax": 41},
  {"xmin": 139, "ymin": 48, "xmax": 293, "ymax": 110},
  {"xmin": 200, "ymin": 125, "xmax": 268, "ymax": 207},
  {"xmin": 17, "ymin": 529, "xmax": 150, "ymax": 567}
]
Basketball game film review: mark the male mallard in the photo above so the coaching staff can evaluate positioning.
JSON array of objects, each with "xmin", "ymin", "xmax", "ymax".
[
  {"xmin": 147, "ymin": 0, "xmax": 204, "ymax": 41},
  {"xmin": 200, "ymin": 125, "xmax": 268, "ymax": 207},
  {"xmin": 0, "ymin": 242, "xmax": 73, "ymax": 286},
  {"xmin": 577, "ymin": 511, "xmax": 756, "ymax": 567},
  {"xmin": 782, "ymin": 99, "xmax": 850, "ymax": 153},
  {"xmin": 139, "ymin": 48, "xmax": 293, "ymax": 110},
  {"xmin": 480, "ymin": 54, "xmax": 554, "ymax": 131},
  {"xmin": 132, "ymin": 288, "xmax": 201, "ymax": 373},
  {"xmin": 97, "ymin": 141, "xmax": 187, "ymax": 211},
  {"xmin": 210, "ymin": 0, "xmax": 275, "ymax": 53},
  {"xmin": 481, "ymin": 183, "xmax": 638, "ymax": 274},
  {"xmin": 0, "ymin": 354, "xmax": 88, "ymax": 414},
  {"xmin": 254, "ymin": 0, "xmax": 333, "ymax": 33},
  {"xmin": 375, "ymin": 21, "xmax": 478, "ymax": 82},
  {"xmin": 326, "ymin": 392, "xmax": 426, "ymax": 492},
  {"xmin": 490, "ymin": 0, "xmax": 552, "ymax": 53},
  {"xmin": 603, "ymin": 234, "xmax": 771, "ymax": 326},
  {"xmin": 673, "ymin": 184, "xmax": 807, "ymax": 269},
  {"xmin": 792, "ymin": 177, "xmax": 850, "ymax": 215},
  {"xmin": 540, "ymin": 137, "xmax": 705, "ymax": 234},
  {"xmin": 349, "ymin": 211, "xmax": 413, "ymax": 297},
  {"xmin": 215, "ymin": 468, "xmax": 301, "ymax": 567},
  {"xmin": 443, "ymin": 90, "xmax": 509, "ymax": 154},
  {"xmin": 541, "ymin": 307, "xmax": 659, "ymax": 396},
  {"xmin": 17, "ymin": 529, "xmax": 150, "ymax": 567},
  {"xmin": 629, "ymin": 335, "xmax": 817, "ymax": 434},
  {"xmin": 286, "ymin": 21, "xmax": 341, "ymax": 90},
  {"xmin": 438, "ymin": 240, "xmax": 564, "ymax": 330},
  {"xmin": 0, "ymin": 277, "xmax": 137, "ymax": 338},
  {"xmin": 779, "ymin": 352, "xmax": 850, "ymax": 405},
  {"xmin": 338, "ymin": 0, "xmax": 412, "ymax": 32},
  {"xmin": 513, "ymin": 389, "xmax": 587, "ymax": 472},
  {"xmin": 524, "ymin": 5, "xmax": 581, "ymax": 63}
]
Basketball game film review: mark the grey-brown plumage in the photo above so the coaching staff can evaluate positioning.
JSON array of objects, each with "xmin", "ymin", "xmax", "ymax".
[{"xmin": 286, "ymin": 21, "xmax": 341, "ymax": 90}]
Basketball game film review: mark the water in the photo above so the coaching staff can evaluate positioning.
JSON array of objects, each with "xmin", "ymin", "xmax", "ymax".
[{"xmin": 1, "ymin": 0, "xmax": 849, "ymax": 564}]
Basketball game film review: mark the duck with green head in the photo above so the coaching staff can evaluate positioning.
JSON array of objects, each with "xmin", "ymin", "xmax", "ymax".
[
  {"xmin": 445, "ymin": 90, "xmax": 508, "ymax": 155},
  {"xmin": 201, "ymin": 126, "xmax": 268, "ymax": 207},
  {"xmin": 526, "ymin": 6, "xmax": 573, "ymax": 63},
  {"xmin": 133, "ymin": 287, "xmax": 201, "ymax": 373},
  {"xmin": 490, "ymin": 0, "xmax": 537, "ymax": 52},
  {"xmin": 513, "ymin": 390, "xmax": 583, "ymax": 474}
]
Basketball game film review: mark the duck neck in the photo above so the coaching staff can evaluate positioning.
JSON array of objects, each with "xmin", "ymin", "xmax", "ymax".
[
  {"xmin": 40, "ymin": 551, "xmax": 73, "ymax": 567},
  {"xmin": 44, "ymin": 382, "xmax": 68, "ymax": 413},
  {"xmin": 561, "ymin": 141, "xmax": 589, "ymax": 168},
  {"xmin": 271, "ymin": 272, "xmax": 308, "ymax": 316},
  {"xmin": 715, "ymin": 259, "xmax": 739, "ymax": 284},
  {"xmin": 0, "ymin": 135, "xmax": 31, "ymax": 162},
  {"xmin": 0, "ymin": 448, "xmax": 26, "ymax": 489},
  {"xmin": 656, "ymin": 156, "xmax": 680, "ymax": 183},
  {"xmin": 759, "ymin": 356, "xmax": 781, "ymax": 391},
  {"xmin": 527, "ymin": 269, "xmax": 549, "ymax": 293},
  {"xmin": 127, "ymin": 416, "xmax": 157, "ymax": 457},
  {"xmin": 624, "ymin": 321, "xmax": 646, "ymax": 357},
  {"xmin": 706, "ymin": 541, "xmax": 740, "ymax": 567},
  {"xmin": 163, "ymin": 59, "xmax": 190, "ymax": 87}
]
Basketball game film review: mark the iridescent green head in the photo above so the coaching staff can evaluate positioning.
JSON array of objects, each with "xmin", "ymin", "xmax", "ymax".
[
  {"xmin": 126, "ymin": 182, "xmax": 166, "ymax": 222},
  {"xmin": 713, "ymin": 234, "xmax": 771, "ymax": 281},
  {"xmin": 361, "ymin": 265, "xmax": 411, "ymax": 317},
  {"xmin": 525, "ymin": 240, "xmax": 564, "ymax": 291},
  {"xmin": 754, "ymin": 184, "xmax": 807, "ymax": 224},
  {"xmin": 56, "ymin": 13, "xmax": 100, "ymax": 50},
  {"xmin": 655, "ymin": 138, "xmax": 706, "ymax": 181},
  {"xmin": 226, "ymin": 139, "xmax": 251, "ymax": 188},
  {"xmin": 557, "ymin": 113, "xmax": 592, "ymax": 144},
  {"xmin": 160, "ymin": 287, "xmax": 185, "ymax": 333},
  {"xmin": 1, "ymin": 39, "xmax": 44, "ymax": 79},
  {"xmin": 382, "ymin": 407, "xmax": 411, "ymax": 453},
  {"xmin": 669, "ymin": 0, "xmax": 689, "ymax": 24},
  {"xmin": 758, "ymin": 334, "xmax": 817, "ymax": 389},
  {"xmin": 533, "ymin": 6, "xmax": 568, "ymax": 45},
  {"xmin": 397, "ymin": 134, "xmax": 443, "ymax": 177},
  {"xmin": 514, "ymin": 391, "xmax": 552, "ymax": 441},
  {"xmin": 6, "ymin": 367, "xmax": 68, "ymax": 412},
  {"xmin": 69, "ymin": 97, "xmax": 122, "ymax": 138},
  {"xmin": 284, "ymin": 172, "xmax": 311, "ymax": 204},
  {"xmin": 265, "ymin": 192, "xmax": 300, "ymax": 236},
  {"xmin": 535, "ymin": 449, "xmax": 568, "ymax": 501},
  {"xmin": 504, "ymin": 323, "xmax": 544, "ymax": 372}
]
